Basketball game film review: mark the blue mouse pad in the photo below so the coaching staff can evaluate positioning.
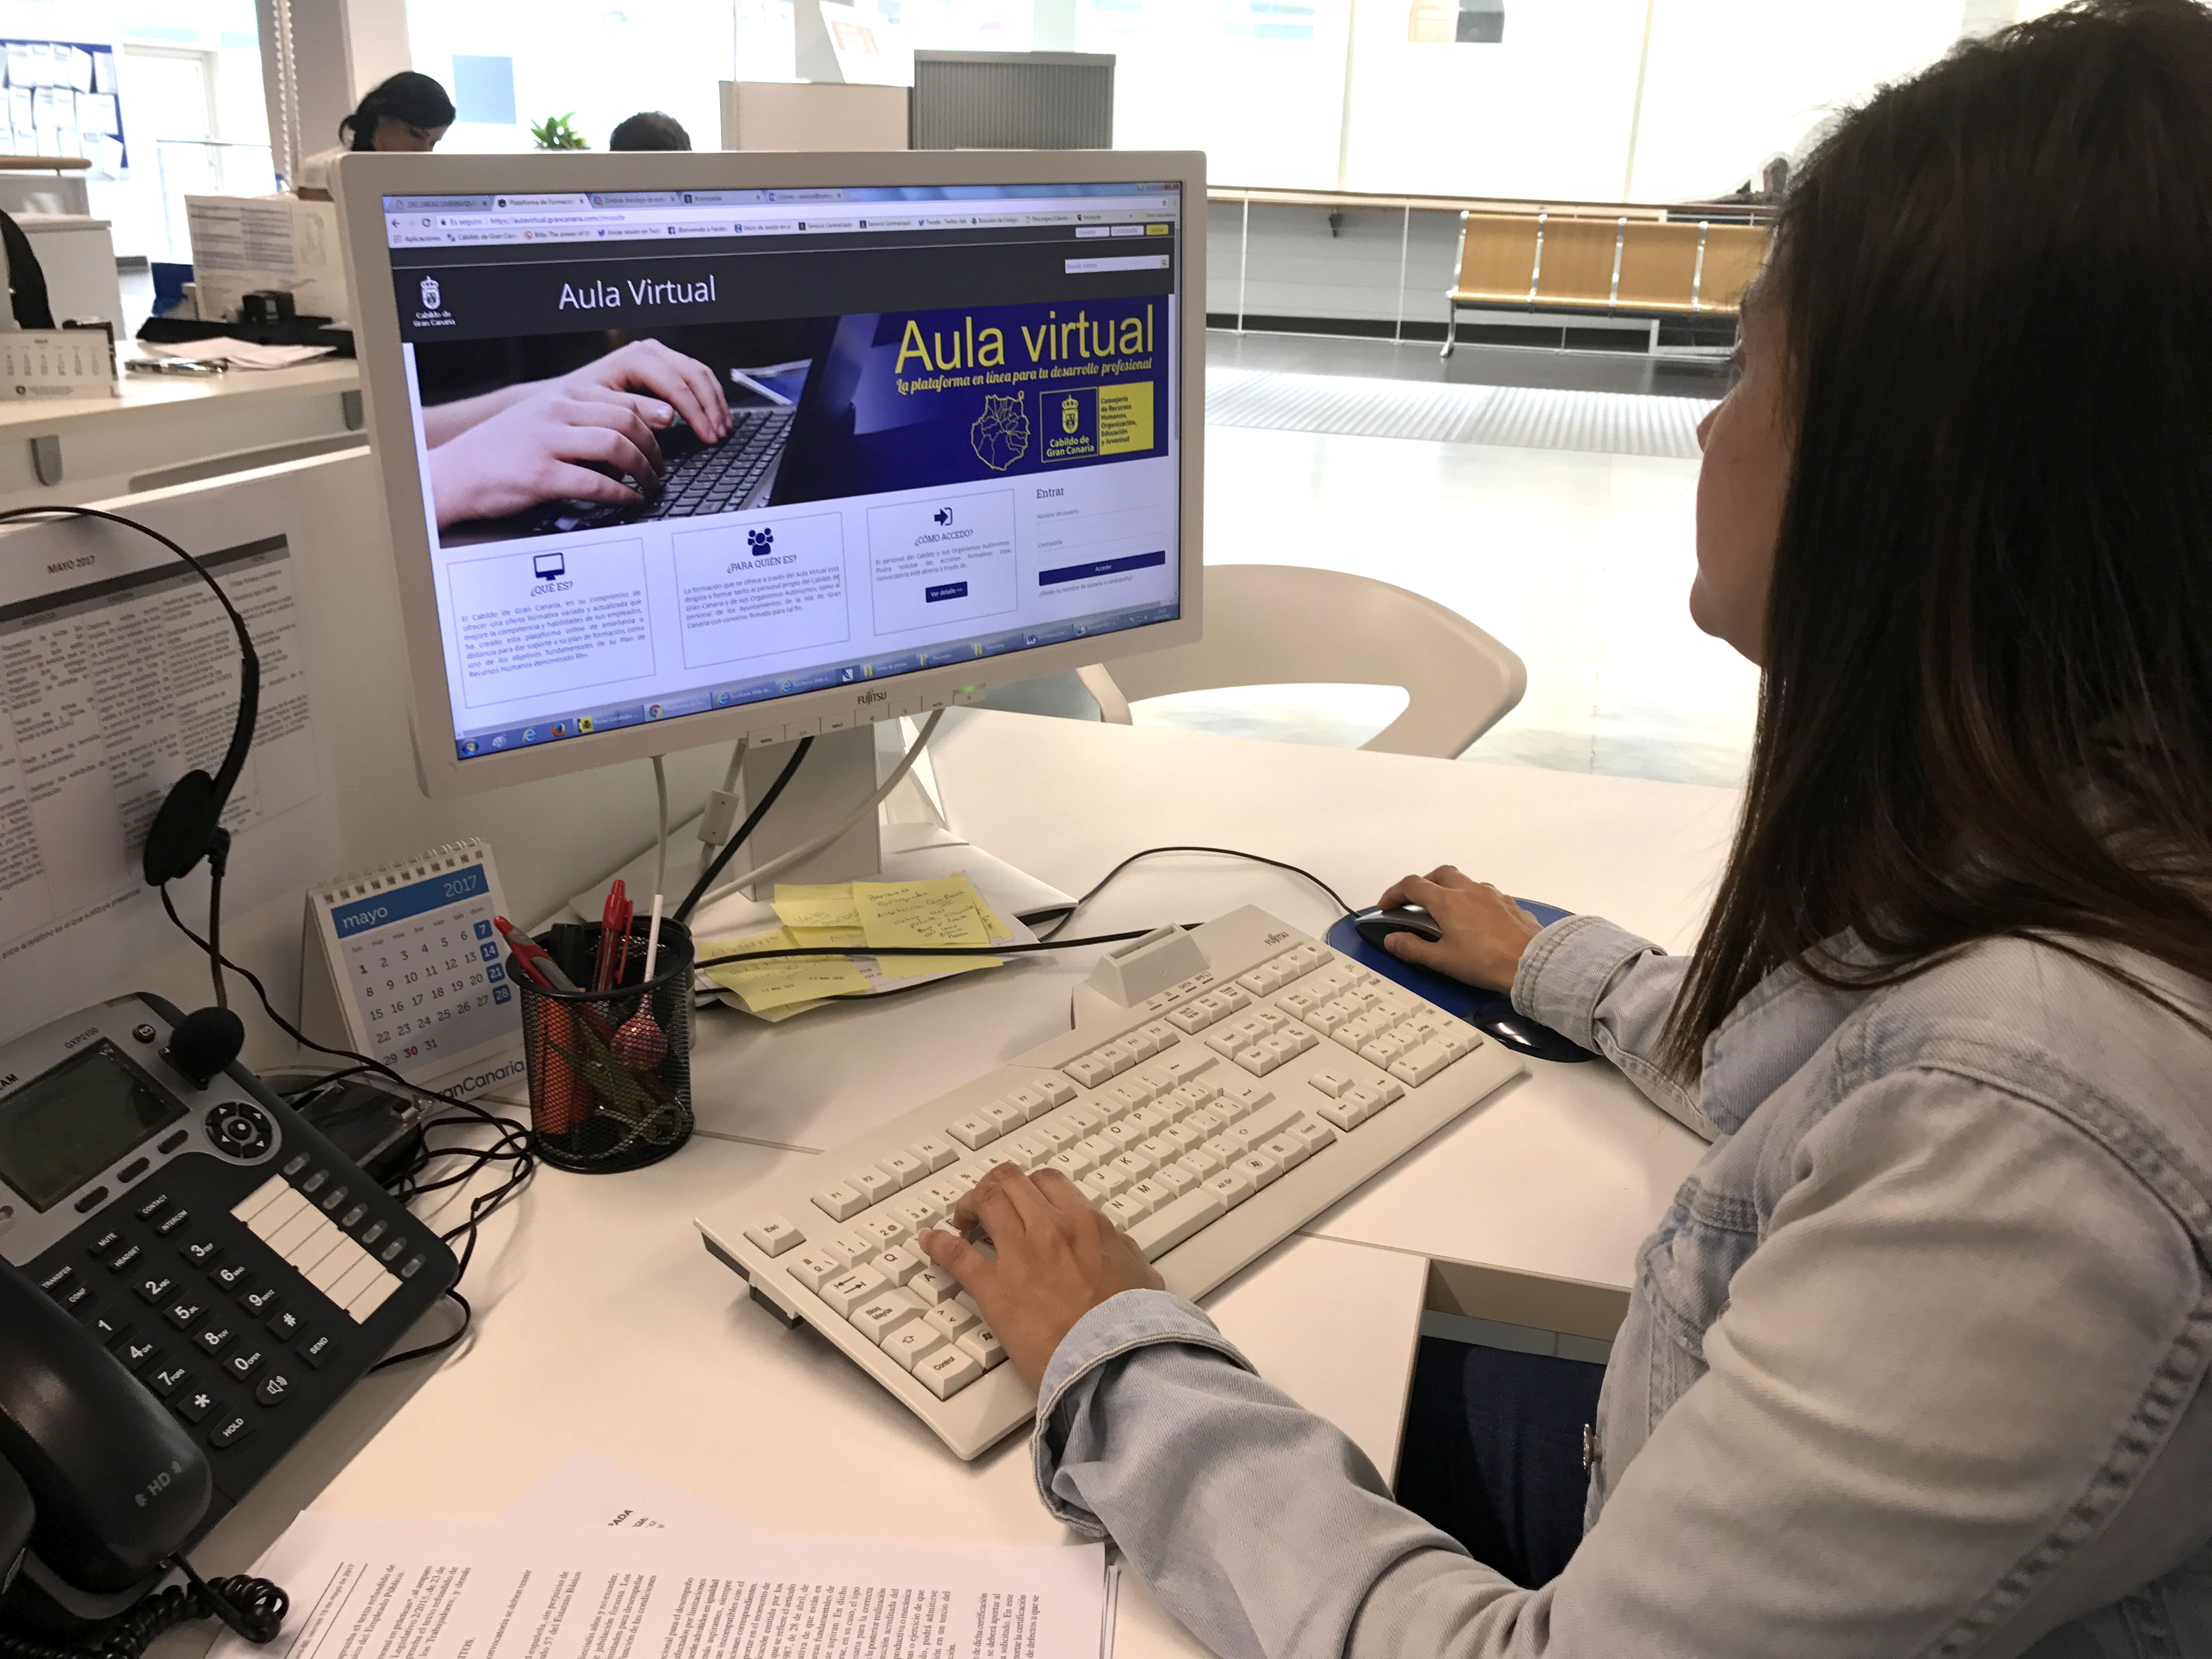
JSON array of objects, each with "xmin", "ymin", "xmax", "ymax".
[{"xmin": 1325, "ymin": 899, "xmax": 1592, "ymax": 1064}]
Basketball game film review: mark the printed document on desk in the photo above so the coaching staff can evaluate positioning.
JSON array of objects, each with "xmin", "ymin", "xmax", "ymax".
[
  {"xmin": 213, "ymin": 1509, "xmax": 1111, "ymax": 1659},
  {"xmin": 0, "ymin": 529, "xmax": 339, "ymax": 1037}
]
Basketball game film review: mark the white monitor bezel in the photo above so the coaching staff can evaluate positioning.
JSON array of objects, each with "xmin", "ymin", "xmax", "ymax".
[{"xmin": 332, "ymin": 148, "xmax": 1205, "ymax": 800}]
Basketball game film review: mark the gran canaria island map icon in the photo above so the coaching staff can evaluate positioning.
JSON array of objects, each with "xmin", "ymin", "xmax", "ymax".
[{"xmin": 971, "ymin": 394, "xmax": 1031, "ymax": 471}]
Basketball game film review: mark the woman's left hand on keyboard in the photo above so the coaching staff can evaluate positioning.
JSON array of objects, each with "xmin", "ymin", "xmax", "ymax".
[{"xmin": 919, "ymin": 1164, "xmax": 1164, "ymax": 1389}]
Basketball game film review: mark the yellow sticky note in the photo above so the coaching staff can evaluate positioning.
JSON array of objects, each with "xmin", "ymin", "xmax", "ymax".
[
  {"xmin": 853, "ymin": 877, "xmax": 992, "ymax": 949},
  {"xmin": 952, "ymin": 874, "xmax": 1011, "ymax": 940},
  {"xmin": 788, "ymin": 924, "xmax": 868, "ymax": 949},
  {"xmin": 773, "ymin": 882, "xmax": 862, "ymax": 932},
  {"xmin": 874, "ymin": 949, "xmax": 1002, "ymax": 980},
  {"xmin": 697, "ymin": 928, "xmax": 870, "ymax": 1012}
]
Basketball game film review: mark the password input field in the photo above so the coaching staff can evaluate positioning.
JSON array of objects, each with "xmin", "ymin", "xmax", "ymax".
[{"xmin": 1030, "ymin": 504, "xmax": 1170, "ymax": 555}]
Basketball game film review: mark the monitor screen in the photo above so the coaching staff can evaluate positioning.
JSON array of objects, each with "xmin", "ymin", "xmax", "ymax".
[{"xmin": 371, "ymin": 180, "xmax": 1184, "ymax": 763}]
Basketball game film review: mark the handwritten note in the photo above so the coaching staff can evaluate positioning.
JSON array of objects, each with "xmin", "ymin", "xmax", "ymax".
[
  {"xmin": 855, "ymin": 876, "xmax": 994, "ymax": 947},
  {"xmin": 773, "ymin": 883, "xmax": 864, "ymax": 932},
  {"xmin": 697, "ymin": 928, "xmax": 870, "ymax": 1012}
]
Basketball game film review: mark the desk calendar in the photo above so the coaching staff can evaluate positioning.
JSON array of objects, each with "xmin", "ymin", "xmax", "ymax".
[{"xmin": 300, "ymin": 841, "xmax": 525, "ymax": 1097}]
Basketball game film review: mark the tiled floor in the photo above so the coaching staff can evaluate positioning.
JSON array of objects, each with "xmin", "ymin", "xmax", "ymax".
[{"xmin": 985, "ymin": 332, "xmax": 1759, "ymax": 791}]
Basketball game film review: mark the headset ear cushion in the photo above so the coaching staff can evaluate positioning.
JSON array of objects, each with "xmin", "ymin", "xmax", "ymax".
[{"xmin": 143, "ymin": 770, "xmax": 222, "ymax": 886}]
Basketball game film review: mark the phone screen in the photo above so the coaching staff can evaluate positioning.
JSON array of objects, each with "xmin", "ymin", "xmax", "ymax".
[{"xmin": 0, "ymin": 1042, "xmax": 185, "ymax": 1212}]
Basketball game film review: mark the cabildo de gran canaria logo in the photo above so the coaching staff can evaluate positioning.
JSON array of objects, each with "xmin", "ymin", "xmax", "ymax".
[{"xmin": 412, "ymin": 273, "xmax": 456, "ymax": 329}]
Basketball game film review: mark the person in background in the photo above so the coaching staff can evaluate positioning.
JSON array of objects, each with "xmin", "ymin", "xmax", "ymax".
[
  {"xmin": 608, "ymin": 111, "xmax": 692, "ymax": 151},
  {"xmin": 916, "ymin": 2, "xmax": 2212, "ymax": 1654},
  {"xmin": 295, "ymin": 71, "xmax": 454, "ymax": 197}
]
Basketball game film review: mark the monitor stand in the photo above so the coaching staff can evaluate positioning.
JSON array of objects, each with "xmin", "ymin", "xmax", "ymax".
[{"xmin": 563, "ymin": 719, "xmax": 1076, "ymax": 935}]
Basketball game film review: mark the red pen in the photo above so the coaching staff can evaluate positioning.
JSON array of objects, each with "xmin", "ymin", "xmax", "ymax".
[
  {"xmin": 494, "ymin": 915, "xmax": 577, "ymax": 992},
  {"xmin": 595, "ymin": 881, "xmax": 628, "ymax": 992}
]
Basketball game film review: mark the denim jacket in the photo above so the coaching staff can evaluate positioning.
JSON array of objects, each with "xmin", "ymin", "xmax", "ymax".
[{"xmin": 1030, "ymin": 916, "xmax": 2212, "ymax": 1659}]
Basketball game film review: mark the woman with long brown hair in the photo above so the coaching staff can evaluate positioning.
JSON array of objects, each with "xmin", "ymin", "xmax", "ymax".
[{"xmin": 916, "ymin": 3, "xmax": 2212, "ymax": 1652}]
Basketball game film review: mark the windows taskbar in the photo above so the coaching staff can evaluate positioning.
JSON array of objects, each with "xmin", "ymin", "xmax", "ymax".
[{"xmin": 454, "ymin": 598, "xmax": 1181, "ymax": 760}]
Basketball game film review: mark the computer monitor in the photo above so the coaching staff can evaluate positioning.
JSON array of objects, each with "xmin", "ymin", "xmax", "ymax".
[{"xmin": 332, "ymin": 149, "xmax": 1203, "ymax": 805}]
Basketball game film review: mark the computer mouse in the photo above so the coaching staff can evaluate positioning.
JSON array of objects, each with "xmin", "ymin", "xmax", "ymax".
[
  {"xmin": 1351, "ymin": 904, "xmax": 1443, "ymax": 948},
  {"xmin": 1325, "ymin": 899, "xmax": 1594, "ymax": 1064}
]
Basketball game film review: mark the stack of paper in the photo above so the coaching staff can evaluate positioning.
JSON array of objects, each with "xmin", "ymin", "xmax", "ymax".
[
  {"xmin": 213, "ymin": 1457, "xmax": 1115, "ymax": 1659},
  {"xmin": 698, "ymin": 872, "xmax": 1032, "ymax": 1021}
]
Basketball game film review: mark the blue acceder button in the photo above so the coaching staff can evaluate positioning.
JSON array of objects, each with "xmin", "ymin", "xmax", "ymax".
[{"xmin": 1037, "ymin": 550, "xmax": 1167, "ymax": 587}]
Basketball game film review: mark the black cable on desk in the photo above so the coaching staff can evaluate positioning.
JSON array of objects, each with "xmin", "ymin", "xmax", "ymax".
[{"xmin": 1032, "ymin": 845, "xmax": 1355, "ymax": 940}]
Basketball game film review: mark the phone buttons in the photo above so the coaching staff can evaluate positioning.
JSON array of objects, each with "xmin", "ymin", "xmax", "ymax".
[
  {"xmin": 207, "ymin": 1103, "xmax": 274, "ymax": 1161},
  {"xmin": 194, "ymin": 1324, "xmax": 235, "ymax": 1355},
  {"xmin": 266, "ymin": 1309, "xmax": 303, "ymax": 1343},
  {"xmin": 163, "ymin": 1299, "xmax": 204, "ymax": 1329},
  {"xmin": 225, "ymin": 1348, "xmax": 265, "ymax": 1380},
  {"xmin": 145, "ymin": 1362, "xmax": 189, "ymax": 1397},
  {"xmin": 208, "ymin": 1414, "xmax": 253, "ymax": 1450},
  {"xmin": 241, "ymin": 1285, "xmax": 283, "ymax": 1317},
  {"xmin": 136, "ymin": 1274, "xmax": 177, "ymax": 1305},
  {"xmin": 108, "ymin": 1243, "xmax": 143, "ymax": 1273},
  {"xmin": 116, "ymin": 1335, "xmax": 161, "ymax": 1371},
  {"xmin": 255, "ymin": 1374, "xmax": 291, "ymax": 1406},
  {"xmin": 298, "ymin": 1332, "xmax": 336, "ymax": 1369},
  {"xmin": 173, "ymin": 1385, "xmax": 217, "ymax": 1423}
]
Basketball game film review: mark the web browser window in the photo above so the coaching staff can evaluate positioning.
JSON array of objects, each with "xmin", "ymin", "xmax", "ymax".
[{"xmin": 375, "ymin": 181, "xmax": 1183, "ymax": 759}]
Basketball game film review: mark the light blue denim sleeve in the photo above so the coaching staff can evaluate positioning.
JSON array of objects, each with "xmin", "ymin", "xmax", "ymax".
[
  {"xmin": 1031, "ymin": 1289, "xmax": 1492, "ymax": 1659},
  {"xmin": 1511, "ymin": 914, "xmax": 1713, "ymax": 1138}
]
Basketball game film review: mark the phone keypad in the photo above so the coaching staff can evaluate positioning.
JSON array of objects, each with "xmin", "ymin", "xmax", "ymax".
[{"xmin": 25, "ymin": 1127, "xmax": 443, "ymax": 1489}]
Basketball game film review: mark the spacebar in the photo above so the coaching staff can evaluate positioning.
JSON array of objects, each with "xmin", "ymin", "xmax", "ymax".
[{"xmin": 1128, "ymin": 1190, "xmax": 1227, "ymax": 1260}]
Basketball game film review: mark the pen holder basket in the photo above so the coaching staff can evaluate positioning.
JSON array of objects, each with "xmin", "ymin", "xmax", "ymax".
[{"xmin": 511, "ymin": 921, "xmax": 695, "ymax": 1174}]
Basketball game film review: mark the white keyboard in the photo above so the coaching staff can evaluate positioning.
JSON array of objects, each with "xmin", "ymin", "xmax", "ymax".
[{"xmin": 695, "ymin": 906, "xmax": 1524, "ymax": 1459}]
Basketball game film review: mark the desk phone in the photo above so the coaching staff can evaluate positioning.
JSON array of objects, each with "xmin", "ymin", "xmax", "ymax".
[{"xmin": 0, "ymin": 994, "xmax": 459, "ymax": 1542}]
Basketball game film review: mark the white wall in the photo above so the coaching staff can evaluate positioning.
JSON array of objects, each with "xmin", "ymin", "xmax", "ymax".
[
  {"xmin": 1627, "ymin": 0, "xmax": 1965, "ymax": 200},
  {"xmin": 1340, "ymin": 0, "xmax": 1651, "ymax": 199}
]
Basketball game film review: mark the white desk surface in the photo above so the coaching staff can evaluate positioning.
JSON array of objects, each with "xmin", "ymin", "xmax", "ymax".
[
  {"xmin": 0, "ymin": 356, "xmax": 359, "ymax": 435},
  {"xmin": 176, "ymin": 713, "xmax": 1739, "ymax": 1658}
]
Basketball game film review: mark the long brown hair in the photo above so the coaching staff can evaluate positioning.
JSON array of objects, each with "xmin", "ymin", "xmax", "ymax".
[{"xmin": 1662, "ymin": 0, "xmax": 2212, "ymax": 1076}]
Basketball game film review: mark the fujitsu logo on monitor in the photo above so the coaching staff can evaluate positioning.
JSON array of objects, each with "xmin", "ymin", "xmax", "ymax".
[{"xmin": 857, "ymin": 689, "xmax": 887, "ymax": 705}]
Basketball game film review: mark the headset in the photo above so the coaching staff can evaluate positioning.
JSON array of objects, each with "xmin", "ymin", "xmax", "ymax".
[{"xmin": 0, "ymin": 505, "xmax": 261, "ymax": 1082}]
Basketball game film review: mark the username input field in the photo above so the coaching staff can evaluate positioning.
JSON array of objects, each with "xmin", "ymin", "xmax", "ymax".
[
  {"xmin": 1065, "ymin": 253, "xmax": 1171, "ymax": 274},
  {"xmin": 1030, "ymin": 503, "xmax": 1170, "ymax": 554}
]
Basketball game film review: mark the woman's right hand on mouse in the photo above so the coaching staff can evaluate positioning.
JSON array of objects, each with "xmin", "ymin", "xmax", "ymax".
[{"xmin": 1374, "ymin": 867, "xmax": 1548, "ymax": 991}]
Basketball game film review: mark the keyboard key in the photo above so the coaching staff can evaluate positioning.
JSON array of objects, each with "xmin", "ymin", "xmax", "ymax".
[
  {"xmin": 892, "ymin": 1197, "xmax": 940, "ymax": 1231},
  {"xmin": 1314, "ymin": 1097, "xmax": 1365, "ymax": 1132},
  {"xmin": 1290, "ymin": 1120, "xmax": 1338, "ymax": 1157},
  {"xmin": 742, "ymin": 1216, "xmax": 806, "ymax": 1257},
  {"xmin": 787, "ymin": 1249, "xmax": 844, "ymax": 1293},
  {"xmin": 868, "ymin": 1245, "xmax": 925, "ymax": 1287},
  {"xmin": 878, "ymin": 1152, "xmax": 926, "ymax": 1188},
  {"xmin": 918, "ymin": 1345, "xmax": 984, "ymax": 1399},
  {"xmin": 1063, "ymin": 1054, "xmax": 1115, "ymax": 1089},
  {"xmin": 1260, "ymin": 1133, "xmax": 1311, "ymax": 1172},
  {"xmin": 910, "ymin": 1136, "xmax": 960, "ymax": 1172},
  {"xmin": 1046, "ymin": 1147, "xmax": 1097, "ymax": 1181},
  {"xmin": 1165, "ymin": 1005, "xmax": 1211, "ymax": 1034},
  {"xmin": 948, "ymin": 1113, "xmax": 1001, "ymax": 1150},
  {"xmin": 1099, "ymin": 1080, "xmax": 1152, "ymax": 1114},
  {"xmin": 1076, "ymin": 1171, "xmax": 1118, "ymax": 1205},
  {"xmin": 1151, "ymin": 1162, "xmax": 1199, "ymax": 1198},
  {"xmin": 850, "ymin": 1291, "xmax": 923, "ymax": 1345},
  {"xmin": 1003, "ymin": 1085, "xmax": 1048, "ymax": 1120},
  {"xmin": 811, "ymin": 1183, "xmax": 868, "ymax": 1222},
  {"xmin": 1108, "ymin": 1149, "xmax": 1156, "ymax": 1182},
  {"xmin": 1130, "ymin": 1188, "xmax": 1228, "ymax": 1259},
  {"xmin": 1181, "ymin": 1144, "xmax": 1228, "ymax": 1178},
  {"xmin": 1103, "ymin": 1192, "xmax": 1152, "ymax": 1228},
  {"xmin": 1092, "ymin": 1040, "xmax": 1136, "ymax": 1074},
  {"xmin": 908, "ymin": 1266, "xmax": 960, "ymax": 1306},
  {"xmin": 981, "ymin": 1101, "xmax": 1026, "ymax": 1137},
  {"xmin": 1201, "ymin": 1168, "xmax": 1256, "ymax": 1209},
  {"xmin": 882, "ymin": 1321, "xmax": 946, "ymax": 1373},
  {"xmin": 1060, "ymin": 1103, "xmax": 1105, "ymax": 1135},
  {"xmin": 1034, "ymin": 1075, "xmax": 1077, "ymax": 1107},
  {"xmin": 1232, "ymin": 1150, "xmax": 1283, "ymax": 1190},
  {"xmin": 857, "ymin": 1214, "xmax": 910, "ymax": 1250},
  {"xmin": 828, "ymin": 1231, "xmax": 876, "ymax": 1265},
  {"xmin": 820, "ymin": 1268, "xmax": 887, "ymax": 1317},
  {"xmin": 1004, "ymin": 1132, "xmax": 1054, "ymax": 1168},
  {"xmin": 850, "ymin": 1167, "xmax": 900, "ymax": 1205},
  {"xmin": 925, "ymin": 1301, "xmax": 979, "ymax": 1341},
  {"xmin": 1389, "ymin": 1043, "xmax": 1453, "ymax": 1086},
  {"xmin": 957, "ymin": 1325, "xmax": 1007, "ymax": 1370}
]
